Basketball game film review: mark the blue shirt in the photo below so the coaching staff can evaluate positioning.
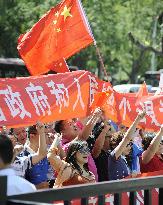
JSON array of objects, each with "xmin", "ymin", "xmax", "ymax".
[
  {"xmin": 108, "ymin": 151, "xmax": 129, "ymax": 180},
  {"xmin": 24, "ymin": 148, "xmax": 49, "ymax": 185},
  {"xmin": 131, "ymin": 143, "xmax": 143, "ymax": 173}
]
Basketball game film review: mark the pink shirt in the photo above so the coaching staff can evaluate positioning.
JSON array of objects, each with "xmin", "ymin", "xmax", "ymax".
[{"xmin": 61, "ymin": 138, "xmax": 98, "ymax": 181}]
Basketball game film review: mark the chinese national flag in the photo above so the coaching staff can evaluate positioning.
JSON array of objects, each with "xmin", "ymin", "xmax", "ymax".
[{"xmin": 17, "ymin": 0, "xmax": 94, "ymax": 75}]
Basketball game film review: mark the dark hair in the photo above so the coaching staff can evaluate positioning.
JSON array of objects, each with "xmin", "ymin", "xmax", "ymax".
[
  {"xmin": 28, "ymin": 125, "xmax": 37, "ymax": 135},
  {"xmin": 142, "ymin": 136, "xmax": 153, "ymax": 150},
  {"xmin": 9, "ymin": 128, "xmax": 14, "ymax": 135},
  {"xmin": 65, "ymin": 140, "xmax": 89, "ymax": 175},
  {"xmin": 110, "ymin": 131, "xmax": 125, "ymax": 151},
  {"xmin": 0, "ymin": 134, "xmax": 13, "ymax": 164},
  {"xmin": 55, "ymin": 120, "xmax": 64, "ymax": 134}
]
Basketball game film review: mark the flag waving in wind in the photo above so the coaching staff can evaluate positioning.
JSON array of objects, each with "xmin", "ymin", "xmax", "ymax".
[{"xmin": 17, "ymin": 0, "xmax": 94, "ymax": 75}]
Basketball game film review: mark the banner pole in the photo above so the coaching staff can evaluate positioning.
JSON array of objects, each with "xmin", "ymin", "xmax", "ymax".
[{"xmin": 94, "ymin": 42, "xmax": 110, "ymax": 81}]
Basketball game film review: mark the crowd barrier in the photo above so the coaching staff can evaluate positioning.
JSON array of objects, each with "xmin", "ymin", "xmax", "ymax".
[{"xmin": 0, "ymin": 171, "xmax": 163, "ymax": 205}]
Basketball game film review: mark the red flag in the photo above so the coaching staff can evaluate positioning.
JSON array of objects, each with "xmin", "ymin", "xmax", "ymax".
[
  {"xmin": 136, "ymin": 82, "xmax": 149, "ymax": 98},
  {"xmin": 17, "ymin": 0, "xmax": 94, "ymax": 75},
  {"xmin": 50, "ymin": 58, "xmax": 70, "ymax": 73}
]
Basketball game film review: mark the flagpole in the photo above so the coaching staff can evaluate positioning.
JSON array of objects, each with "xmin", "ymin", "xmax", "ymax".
[
  {"xmin": 94, "ymin": 42, "xmax": 110, "ymax": 81},
  {"xmin": 77, "ymin": 0, "xmax": 110, "ymax": 82}
]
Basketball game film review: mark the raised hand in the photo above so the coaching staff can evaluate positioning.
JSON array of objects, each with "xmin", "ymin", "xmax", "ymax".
[
  {"xmin": 137, "ymin": 110, "xmax": 146, "ymax": 120},
  {"xmin": 93, "ymin": 107, "xmax": 103, "ymax": 117},
  {"xmin": 103, "ymin": 121, "xmax": 111, "ymax": 133},
  {"xmin": 36, "ymin": 121, "xmax": 45, "ymax": 133}
]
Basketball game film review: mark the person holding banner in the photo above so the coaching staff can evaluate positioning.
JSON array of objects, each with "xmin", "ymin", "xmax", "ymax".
[
  {"xmin": 140, "ymin": 126, "xmax": 163, "ymax": 173},
  {"xmin": 47, "ymin": 135, "xmax": 95, "ymax": 187},
  {"xmin": 54, "ymin": 108, "xmax": 103, "ymax": 181},
  {"xmin": 107, "ymin": 111, "xmax": 146, "ymax": 180}
]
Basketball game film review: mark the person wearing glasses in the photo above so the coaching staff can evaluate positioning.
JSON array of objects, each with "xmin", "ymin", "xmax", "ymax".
[
  {"xmin": 140, "ymin": 126, "xmax": 163, "ymax": 173},
  {"xmin": 47, "ymin": 136, "xmax": 95, "ymax": 187}
]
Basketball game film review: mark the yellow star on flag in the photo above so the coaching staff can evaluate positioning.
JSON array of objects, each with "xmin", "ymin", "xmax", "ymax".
[
  {"xmin": 55, "ymin": 11, "xmax": 59, "ymax": 17},
  {"xmin": 56, "ymin": 28, "xmax": 61, "ymax": 32},
  {"xmin": 61, "ymin": 5, "xmax": 72, "ymax": 21},
  {"xmin": 53, "ymin": 20, "xmax": 57, "ymax": 25}
]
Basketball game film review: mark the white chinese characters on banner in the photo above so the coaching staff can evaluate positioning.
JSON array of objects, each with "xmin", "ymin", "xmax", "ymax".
[
  {"xmin": 47, "ymin": 80, "xmax": 69, "ymax": 113},
  {"xmin": 106, "ymin": 93, "xmax": 115, "ymax": 115},
  {"xmin": 88, "ymin": 75, "xmax": 98, "ymax": 105},
  {"xmin": 0, "ymin": 86, "xmax": 31, "ymax": 119},
  {"xmin": 119, "ymin": 97, "xmax": 131, "ymax": 120},
  {"xmin": 0, "ymin": 108, "xmax": 6, "ymax": 122},
  {"xmin": 73, "ymin": 78, "xmax": 85, "ymax": 111},
  {"xmin": 136, "ymin": 102, "xmax": 146, "ymax": 123},
  {"xmin": 144, "ymin": 101, "xmax": 160, "ymax": 126},
  {"xmin": 102, "ymin": 83, "xmax": 112, "ymax": 92},
  {"xmin": 26, "ymin": 83, "xmax": 51, "ymax": 116}
]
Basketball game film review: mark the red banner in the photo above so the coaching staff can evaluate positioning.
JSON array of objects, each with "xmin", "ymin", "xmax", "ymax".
[
  {"xmin": 102, "ymin": 91, "xmax": 163, "ymax": 131},
  {"xmin": 0, "ymin": 70, "xmax": 162, "ymax": 130},
  {"xmin": 0, "ymin": 71, "xmax": 111, "ymax": 128}
]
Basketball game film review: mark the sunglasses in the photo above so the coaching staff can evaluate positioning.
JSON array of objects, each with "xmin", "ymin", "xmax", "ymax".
[{"xmin": 78, "ymin": 146, "xmax": 90, "ymax": 154}]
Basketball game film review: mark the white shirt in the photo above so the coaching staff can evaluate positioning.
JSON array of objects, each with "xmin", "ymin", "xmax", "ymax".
[
  {"xmin": 0, "ymin": 168, "xmax": 36, "ymax": 196},
  {"xmin": 11, "ymin": 155, "xmax": 32, "ymax": 177}
]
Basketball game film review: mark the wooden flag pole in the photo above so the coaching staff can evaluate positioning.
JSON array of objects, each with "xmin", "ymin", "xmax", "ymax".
[{"xmin": 94, "ymin": 42, "xmax": 110, "ymax": 81}]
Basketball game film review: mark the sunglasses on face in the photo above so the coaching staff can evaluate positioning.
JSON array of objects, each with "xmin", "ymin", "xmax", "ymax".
[{"xmin": 78, "ymin": 146, "xmax": 90, "ymax": 154}]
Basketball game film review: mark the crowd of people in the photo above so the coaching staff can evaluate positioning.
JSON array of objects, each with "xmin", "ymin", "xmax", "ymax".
[{"xmin": 0, "ymin": 108, "xmax": 162, "ymax": 196}]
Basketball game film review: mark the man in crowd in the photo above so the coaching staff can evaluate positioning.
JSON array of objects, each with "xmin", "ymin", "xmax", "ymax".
[
  {"xmin": 11, "ymin": 122, "xmax": 48, "ymax": 189},
  {"xmin": 0, "ymin": 134, "xmax": 36, "ymax": 196}
]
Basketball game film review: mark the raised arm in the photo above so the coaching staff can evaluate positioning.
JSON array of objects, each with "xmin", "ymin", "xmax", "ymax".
[
  {"xmin": 32, "ymin": 122, "xmax": 47, "ymax": 165},
  {"xmin": 92, "ymin": 122, "xmax": 111, "ymax": 158},
  {"xmin": 47, "ymin": 134, "xmax": 67, "ymax": 172},
  {"xmin": 142, "ymin": 125, "xmax": 163, "ymax": 164},
  {"xmin": 78, "ymin": 107, "xmax": 102, "ymax": 141},
  {"xmin": 114, "ymin": 111, "xmax": 146, "ymax": 160}
]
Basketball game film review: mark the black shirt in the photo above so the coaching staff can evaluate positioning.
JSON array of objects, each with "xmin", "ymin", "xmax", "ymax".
[{"xmin": 94, "ymin": 150, "xmax": 110, "ymax": 182}]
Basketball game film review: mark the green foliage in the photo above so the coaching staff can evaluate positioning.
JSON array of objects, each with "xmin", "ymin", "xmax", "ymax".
[{"xmin": 0, "ymin": 0, "xmax": 163, "ymax": 83}]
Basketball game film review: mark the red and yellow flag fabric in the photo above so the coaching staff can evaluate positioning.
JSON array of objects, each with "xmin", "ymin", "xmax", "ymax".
[{"xmin": 17, "ymin": 0, "xmax": 94, "ymax": 75}]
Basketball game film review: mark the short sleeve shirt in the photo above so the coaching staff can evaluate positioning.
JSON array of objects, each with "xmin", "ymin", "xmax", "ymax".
[
  {"xmin": 23, "ymin": 146, "xmax": 49, "ymax": 185},
  {"xmin": 108, "ymin": 151, "xmax": 130, "ymax": 180}
]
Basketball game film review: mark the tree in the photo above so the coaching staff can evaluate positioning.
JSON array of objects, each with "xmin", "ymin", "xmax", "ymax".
[{"xmin": 0, "ymin": 0, "xmax": 163, "ymax": 84}]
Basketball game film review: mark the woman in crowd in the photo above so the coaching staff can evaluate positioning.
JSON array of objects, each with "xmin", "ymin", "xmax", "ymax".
[
  {"xmin": 140, "ymin": 126, "xmax": 163, "ymax": 173},
  {"xmin": 47, "ymin": 135, "xmax": 95, "ymax": 187},
  {"xmin": 107, "ymin": 111, "xmax": 146, "ymax": 180}
]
